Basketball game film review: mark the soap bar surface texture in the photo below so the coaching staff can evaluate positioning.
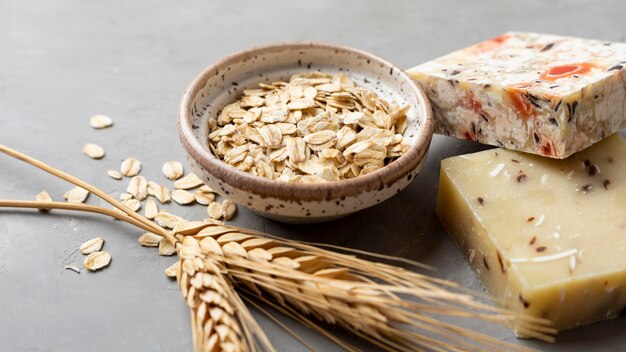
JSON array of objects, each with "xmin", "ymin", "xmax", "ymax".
[
  {"xmin": 438, "ymin": 134, "xmax": 626, "ymax": 336},
  {"xmin": 409, "ymin": 32, "xmax": 626, "ymax": 158}
]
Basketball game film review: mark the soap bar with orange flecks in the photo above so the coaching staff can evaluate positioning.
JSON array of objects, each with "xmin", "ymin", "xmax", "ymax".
[{"xmin": 408, "ymin": 32, "xmax": 626, "ymax": 158}]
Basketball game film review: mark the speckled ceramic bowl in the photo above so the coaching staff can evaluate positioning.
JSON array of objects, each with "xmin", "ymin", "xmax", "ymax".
[{"xmin": 179, "ymin": 43, "xmax": 433, "ymax": 223}]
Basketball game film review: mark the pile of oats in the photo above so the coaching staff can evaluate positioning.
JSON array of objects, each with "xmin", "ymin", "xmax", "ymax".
[{"xmin": 208, "ymin": 72, "xmax": 410, "ymax": 183}]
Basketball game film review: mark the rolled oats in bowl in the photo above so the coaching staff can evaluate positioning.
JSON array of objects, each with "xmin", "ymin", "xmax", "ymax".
[
  {"xmin": 180, "ymin": 42, "xmax": 433, "ymax": 222},
  {"xmin": 207, "ymin": 72, "xmax": 410, "ymax": 183}
]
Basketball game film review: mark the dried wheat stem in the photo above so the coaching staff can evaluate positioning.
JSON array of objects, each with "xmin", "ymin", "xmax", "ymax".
[
  {"xmin": 224, "ymin": 226, "xmax": 551, "ymax": 328},
  {"xmin": 0, "ymin": 145, "xmax": 272, "ymax": 352},
  {"xmin": 0, "ymin": 144, "xmax": 177, "ymax": 244},
  {"xmin": 0, "ymin": 199, "xmax": 547, "ymax": 351},
  {"xmin": 229, "ymin": 271, "xmax": 485, "ymax": 351},
  {"xmin": 0, "ymin": 144, "xmax": 555, "ymax": 351},
  {"xmin": 177, "ymin": 217, "xmax": 555, "ymax": 348},
  {"xmin": 180, "ymin": 225, "xmax": 555, "ymax": 350},
  {"xmin": 0, "ymin": 200, "xmax": 159, "ymax": 234}
]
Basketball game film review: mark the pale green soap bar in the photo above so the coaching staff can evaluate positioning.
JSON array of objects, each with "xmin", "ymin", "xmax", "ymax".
[{"xmin": 438, "ymin": 134, "xmax": 626, "ymax": 336}]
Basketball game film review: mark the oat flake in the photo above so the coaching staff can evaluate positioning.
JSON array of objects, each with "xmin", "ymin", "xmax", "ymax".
[
  {"xmin": 120, "ymin": 158, "xmax": 142, "ymax": 177},
  {"xmin": 82, "ymin": 143, "xmax": 105, "ymax": 159},
  {"xmin": 84, "ymin": 251, "xmax": 112, "ymax": 271},
  {"xmin": 89, "ymin": 114, "xmax": 113, "ymax": 129},
  {"xmin": 162, "ymin": 161, "xmax": 184, "ymax": 180},
  {"xmin": 80, "ymin": 237, "xmax": 105, "ymax": 254}
]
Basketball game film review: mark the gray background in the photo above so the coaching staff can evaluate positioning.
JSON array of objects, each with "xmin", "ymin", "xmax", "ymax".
[{"xmin": 1, "ymin": 0, "xmax": 625, "ymax": 351}]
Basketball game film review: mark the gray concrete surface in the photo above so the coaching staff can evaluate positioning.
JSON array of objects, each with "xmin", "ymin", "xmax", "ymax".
[{"xmin": 1, "ymin": 0, "xmax": 626, "ymax": 350}]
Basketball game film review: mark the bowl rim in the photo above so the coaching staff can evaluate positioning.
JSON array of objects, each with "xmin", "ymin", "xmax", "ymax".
[{"xmin": 178, "ymin": 41, "xmax": 433, "ymax": 202}]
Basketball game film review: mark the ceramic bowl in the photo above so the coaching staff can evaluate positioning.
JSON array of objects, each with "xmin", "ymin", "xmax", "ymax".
[{"xmin": 178, "ymin": 42, "xmax": 433, "ymax": 223}]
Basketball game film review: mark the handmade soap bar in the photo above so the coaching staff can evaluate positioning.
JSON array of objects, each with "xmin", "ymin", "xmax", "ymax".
[
  {"xmin": 438, "ymin": 133, "xmax": 626, "ymax": 337},
  {"xmin": 408, "ymin": 32, "xmax": 626, "ymax": 158}
]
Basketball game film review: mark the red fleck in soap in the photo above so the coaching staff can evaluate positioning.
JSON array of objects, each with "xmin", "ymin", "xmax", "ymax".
[{"xmin": 408, "ymin": 32, "xmax": 626, "ymax": 158}]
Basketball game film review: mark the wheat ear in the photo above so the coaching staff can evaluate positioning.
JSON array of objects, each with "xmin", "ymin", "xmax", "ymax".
[
  {"xmin": 0, "ymin": 144, "xmax": 556, "ymax": 351},
  {"xmin": 0, "ymin": 144, "xmax": 272, "ymax": 352},
  {"xmin": 171, "ymin": 222, "xmax": 555, "ymax": 351}
]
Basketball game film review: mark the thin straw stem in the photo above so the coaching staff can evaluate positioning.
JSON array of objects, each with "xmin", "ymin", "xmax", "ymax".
[
  {"xmin": 0, "ymin": 144, "xmax": 556, "ymax": 350},
  {"xmin": 0, "ymin": 144, "xmax": 176, "ymax": 244},
  {"xmin": 0, "ymin": 200, "xmax": 157, "ymax": 233}
]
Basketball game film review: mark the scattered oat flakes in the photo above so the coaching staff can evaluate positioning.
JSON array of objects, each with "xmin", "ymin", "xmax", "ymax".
[
  {"xmin": 120, "ymin": 158, "xmax": 141, "ymax": 177},
  {"xmin": 36, "ymin": 190, "xmax": 52, "ymax": 212},
  {"xmin": 207, "ymin": 202, "xmax": 223, "ymax": 220},
  {"xmin": 147, "ymin": 181, "xmax": 171, "ymax": 204},
  {"xmin": 126, "ymin": 175, "xmax": 148, "ymax": 200},
  {"xmin": 121, "ymin": 198, "xmax": 141, "ymax": 212},
  {"xmin": 89, "ymin": 114, "xmax": 113, "ymax": 129},
  {"xmin": 144, "ymin": 197, "xmax": 158, "ymax": 219},
  {"xmin": 173, "ymin": 173, "xmax": 204, "ymax": 190},
  {"xmin": 171, "ymin": 190, "xmax": 195, "ymax": 205},
  {"xmin": 84, "ymin": 251, "xmax": 111, "ymax": 271},
  {"xmin": 138, "ymin": 232, "xmax": 163, "ymax": 247},
  {"xmin": 159, "ymin": 239, "xmax": 176, "ymax": 256},
  {"xmin": 64, "ymin": 187, "xmax": 89, "ymax": 203},
  {"xmin": 194, "ymin": 191, "xmax": 215, "ymax": 205},
  {"xmin": 164, "ymin": 261, "xmax": 179, "ymax": 278},
  {"xmin": 162, "ymin": 161, "xmax": 184, "ymax": 180},
  {"xmin": 208, "ymin": 72, "xmax": 410, "ymax": 183},
  {"xmin": 82, "ymin": 143, "xmax": 105, "ymax": 159},
  {"xmin": 221, "ymin": 200, "xmax": 237, "ymax": 221},
  {"xmin": 80, "ymin": 237, "xmax": 105, "ymax": 254},
  {"xmin": 107, "ymin": 170, "xmax": 123, "ymax": 180}
]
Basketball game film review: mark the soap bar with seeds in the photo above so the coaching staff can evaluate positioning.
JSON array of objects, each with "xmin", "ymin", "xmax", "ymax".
[
  {"xmin": 408, "ymin": 32, "xmax": 626, "ymax": 158},
  {"xmin": 438, "ymin": 133, "xmax": 626, "ymax": 336}
]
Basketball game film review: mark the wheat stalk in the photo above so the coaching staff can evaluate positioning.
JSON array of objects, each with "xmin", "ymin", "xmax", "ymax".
[
  {"xmin": 175, "ymin": 223, "xmax": 555, "ymax": 351},
  {"xmin": 0, "ymin": 145, "xmax": 270, "ymax": 352},
  {"xmin": 0, "ymin": 144, "xmax": 556, "ymax": 351}
]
